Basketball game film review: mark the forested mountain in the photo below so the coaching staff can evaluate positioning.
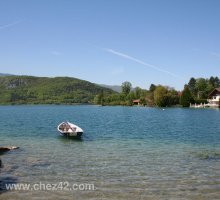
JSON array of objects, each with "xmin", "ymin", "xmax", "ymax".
[{"xmin": 0, "ymin": 76, "xmax": 115, "ymax": 104}]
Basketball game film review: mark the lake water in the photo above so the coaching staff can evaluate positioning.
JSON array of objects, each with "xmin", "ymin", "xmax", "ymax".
[{"xmin": 0, "ymin": 105, "xmax": 220, "ymax": 199}]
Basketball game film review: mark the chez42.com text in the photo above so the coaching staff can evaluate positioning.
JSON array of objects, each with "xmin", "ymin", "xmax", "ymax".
[{"xmin": 4, "ymin": 181, "xmax": 96, "ymax": 191}]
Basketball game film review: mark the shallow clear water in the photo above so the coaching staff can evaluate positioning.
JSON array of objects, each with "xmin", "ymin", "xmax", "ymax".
[{"xmin": 1, "ymin": 105, "xmax": 220, "ymax": 199}]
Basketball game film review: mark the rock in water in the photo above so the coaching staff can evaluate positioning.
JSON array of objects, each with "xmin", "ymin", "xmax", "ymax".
[{"xmin": 0, "ymin": 146, "xmax": 19, "ymax": 154}]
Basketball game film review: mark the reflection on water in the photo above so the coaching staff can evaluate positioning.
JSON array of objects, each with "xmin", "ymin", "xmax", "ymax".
[{"xmin": 57, "ymin": 135, "xmax": 84, "ymax": 143}]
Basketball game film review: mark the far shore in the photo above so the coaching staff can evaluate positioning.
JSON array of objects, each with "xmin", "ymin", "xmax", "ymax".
[{"xmin": 0, "ymin": 103, "xmax": 219, "ymax": 110}]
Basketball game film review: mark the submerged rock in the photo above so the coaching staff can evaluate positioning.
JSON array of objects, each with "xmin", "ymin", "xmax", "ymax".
[
  {"xmin": 0, "ymin": 147, "xmax": 19, "ymax": 193},
  {"xmin": 192, "ymin": 150, "xmax": 220, "ymax": 160},
  {"xmin": 0, "ymin": 146, "xmax": 19, "ymax": 154}
]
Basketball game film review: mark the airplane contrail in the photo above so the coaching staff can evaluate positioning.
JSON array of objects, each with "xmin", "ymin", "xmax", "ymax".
[
  {"xmin": 105, "ymin": 48, "xmax": 179, "ymax": 78},
  {"xmin": 0, "ymin": 20, "xmax": 23, "ymax": 30}
]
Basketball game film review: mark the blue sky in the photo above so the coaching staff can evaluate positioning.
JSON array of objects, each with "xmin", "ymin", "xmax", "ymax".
[{"xmin": 0, "ymin": 0, "xmax": 220, "ymax": 90}]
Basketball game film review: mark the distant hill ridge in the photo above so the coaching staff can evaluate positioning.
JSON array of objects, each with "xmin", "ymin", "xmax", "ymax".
[
  {"xmin": 0, "ymin": 73, "xmax": 14, "ymax": 76},
  {"xmin": 99, "ymin": 84, "xmax": 137, "ymax": 93},
  {"xmin": 99, "ymin": 84, "xmax": 122, "ymax": 93},
  {"xmin": 0, "ymin": 75, "xmax": 116, "ymax": 104}
]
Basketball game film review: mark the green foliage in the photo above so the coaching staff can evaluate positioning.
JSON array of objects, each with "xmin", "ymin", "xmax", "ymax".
[
  {"xmin": 188, "ymin": 77, "xmax": 196, "ymax": 94},
  {"xmin": 153, "ymin": 86, "xmax": 168, "ymax": 107},
  {"xmin": 134, "ymin": 87, "xmax": 142, "ymax": 99},
  {"xmin": 94, "ymin": 76, "xmax": 220, "ymax": 107},
  {"xmin": 122, "ymin": 81, "xmax": 132, "ymax": 96},
  {"xmin": 153, "ymin": 86, "xmax": 179, "ymax": 107},
  {"xmin": 188, "ymin": 76, "xmax": 220, "ymax": 100},
  {"xmin": 209, "ymin": 76, "xmax": 220, "ymax": 88},
  {"xmin": 0, "ymin": 76, "xmax": 115, "ymax": 104},
  {"xmin": 96, "ymin": 82, "xmax": 179, "ymax": 107},
  {"xmin": 95, "ymin": 91, "xmax": 104, "ymax": 105},
  {"xmin": 180, "ymin": 85, "xmax": 193, "ymax": 107},
  {"xmin": 2, "ymin": 75, "xmax": 217, "ymax": 107},
  {"xmin": 195, "ymin": 78, "xmax": 208, "ymax": 98},
  {"xmin": 139, "ymin": 97, "xmax": 147, "ymax": 105},
  {"xmin": 95, "ymin": 81, "xmax": 151, "ymax": 106},
  {"xmin": 194, "ymin": 99, "xmax": 208, "ymax": 104},
  {"xmin": 149, "ymin": 84, "xmax": 156, "ymax": 92},
  {"xmin": 145, "ymin": 91, "xmax": 154, "ymax": 106}
]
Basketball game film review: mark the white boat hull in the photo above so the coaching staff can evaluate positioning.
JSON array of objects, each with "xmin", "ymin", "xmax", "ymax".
[{"xmin": 57, "ymin": 122, "xmax": 83, "ymax": 138}]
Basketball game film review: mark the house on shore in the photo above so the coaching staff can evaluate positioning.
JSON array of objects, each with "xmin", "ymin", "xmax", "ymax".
[
  {"xmin": 133, "ymin": 99, "xmax": 140, "ymax": 105},
  {"xmin": 207, "ymin": 88, "xmax": 220, "ymax": 107},
  {"xmin": 190, "ymin": 88, "xmax": 220, "ymax": 108}
]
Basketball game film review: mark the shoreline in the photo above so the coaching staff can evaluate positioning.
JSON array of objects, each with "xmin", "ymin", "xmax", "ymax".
[{"xmin": 0, "ymin": 103, "xmax": 219, "ymax": 110}]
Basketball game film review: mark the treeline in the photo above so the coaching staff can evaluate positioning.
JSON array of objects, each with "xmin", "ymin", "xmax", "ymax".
[
  {"xmin": 94, "ymin": 82, "xmax": 148, "ymax": 106},
  {"xmin": 0, "ymin": 75, "xmax": 219, "ymax": 107},
  {"xmin": 94, "ymin": 76, "xmax": 220, "ymax": 107},
  {"xmin": 188, "ymin": 76, "xmax": 220, "ymax": 99},
  {"xmin": 94, "ymin": 81, "xmax": 180, "ymax": 107},
  {"xmin": 180, "ymin": 76, "xmax": 220, "ymax": 107}
]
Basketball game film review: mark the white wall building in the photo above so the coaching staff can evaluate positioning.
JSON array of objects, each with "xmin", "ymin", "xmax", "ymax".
[{"xmin": 207, "ymin": 88, "xmax": 220, "ymax": 107}]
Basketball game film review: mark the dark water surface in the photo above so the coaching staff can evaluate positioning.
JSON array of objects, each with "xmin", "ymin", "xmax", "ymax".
[{"xmin": 0, "ymin": 105, "xmax": 220, "ymax": 199}]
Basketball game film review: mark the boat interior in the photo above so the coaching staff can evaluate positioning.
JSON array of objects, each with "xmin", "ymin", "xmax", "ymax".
[{"xmin": 59, "ymin": 123, "xmax": 76, "ymax": 132}]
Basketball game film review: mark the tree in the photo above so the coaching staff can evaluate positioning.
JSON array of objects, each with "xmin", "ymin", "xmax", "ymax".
[
  {"xmin": 134, "ymin": 87, "xmax": 142, "ymax": 99},
  {"xmin": 209, "ymin": 76, "xmax": 220, "ymax": 88},
  {"xmin": 122, "ymin": 81, "xmax": 132, "ymax": 96},
  {"xmin": 188, "ymin": 77, "xmax": 196, "ymax": 94},
  {"xmin": 214, "ymin": 77, "xmax": 220, "ymax": 87},
  {"xmin": 149, "ymin": 84, "xmax": 156, "ymax": 92},
  {"xmin": 206, "ymin": 82, "xmax": 214, "ymax": 94},
  {"xmin": 140, "ymin": 97, "xmax": 147, "ymax": 105},
  {"xmin": 195, "ymin": 78, "xmax": 207, "ymax": 99},
  {"xmin": 167, "ymin": 89, "xmax": 179, "ymax": 105},
  {"xmin": 153, "ymin": 85, "xmax": 179, "ymax": 107},
  {"xmin": 180, "ymin": 85, "xmax": 193, "ymax": 107},
  {"xmin": 94, "ymin": 91, "xmax": 104, "ymax": 105},
  {"xmin": 209, "ymin": 76, "xmax": 215, "ymax": 87},
  {"xmin": 145, "ymin": 91, "xmax": 154, "ymax": 106},
  {"xmin": 153, "ymin": 86, "xmax": 168, "ymax": 107}
]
